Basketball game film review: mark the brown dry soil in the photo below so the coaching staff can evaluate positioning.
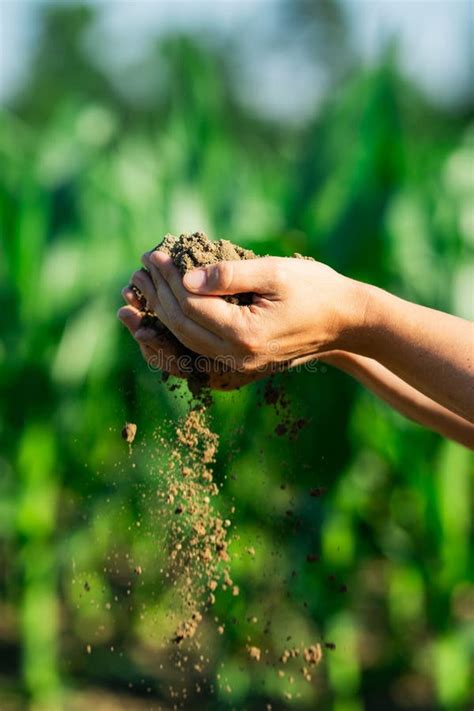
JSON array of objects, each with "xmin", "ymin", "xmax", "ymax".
[{"xmin": 121, "ymin": 422, "xmax": 137, "ymax": 444}]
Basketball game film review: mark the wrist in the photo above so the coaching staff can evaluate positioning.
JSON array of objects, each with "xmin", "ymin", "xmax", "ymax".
[{"xmin": 330, "ymin": 277, "xmax": 373, "ymax": 353}]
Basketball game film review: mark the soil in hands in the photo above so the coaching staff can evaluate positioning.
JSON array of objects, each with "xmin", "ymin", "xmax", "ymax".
[{"xmin": 131, "ymin": 231, "xmax": 257, "ymax": 394}]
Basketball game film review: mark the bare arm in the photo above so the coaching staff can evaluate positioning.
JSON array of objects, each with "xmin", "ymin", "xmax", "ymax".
[
  {"xmin": 355, "ymin": 287, "xmax": 474, "ymax": 422},
  {"xmin": 119, "ymin": 251, "xmax": 473, "ymax": 444},
  {"xmin": 319, "ymin": 351, "xmax": 474, "ymax": 449}
]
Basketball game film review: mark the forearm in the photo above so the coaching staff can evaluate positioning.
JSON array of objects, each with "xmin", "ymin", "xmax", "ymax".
[
  {"xmin": 345, "ymin": 285, "xmax": 474, "ymax": 422},
  {"xmin": 321, "ymin": 351, "xmax": 474, "ymax": 449}
]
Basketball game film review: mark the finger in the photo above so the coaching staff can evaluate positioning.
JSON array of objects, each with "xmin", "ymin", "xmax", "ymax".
[
  {"xmin": 118, "ymin": 304, "xmax": 185, "ymax": 379},
  {"xmin": 142, "ymin": 251, "xmax": 181, "ymax": 289},
  {"xmin": 122, "ymin": 285, "xmax": 142, "ymax": 309},
  {"xmin": 181, "ymin": 256, "xmax": 282, "ymax": 296},
  {"xmin": 117, "ymin": 305, "xmax": 142, "ymax": 336},
  {"xmin": 118, "ymin": 306, "xmax": 160, "ymax": 366},
  {"xmin": 144, "ymin": 251, "xmax": 245, "ymax": 339},
  {"xmin": 131, "ymin": 269, "xmax": 159, "ymax": 313},
  {"xmin": 139, "ymin": 257, "xmax": 229, "ymax": 358},
  {"xmin": 133, "ymin": 263, "xmax": 177, "ymax": 333}
]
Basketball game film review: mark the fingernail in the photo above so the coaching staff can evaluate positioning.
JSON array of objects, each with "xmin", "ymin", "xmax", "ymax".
[{"xmin": 184, "ymin": 269, "xmax": 206, "ymax": 290}]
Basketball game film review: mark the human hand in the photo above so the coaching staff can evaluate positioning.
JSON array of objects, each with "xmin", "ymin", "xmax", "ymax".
[
  {"xmin": 117, "ymin": 285, "xmax": 271, "ymax": 390},
  {"xmin": 133, "ymin": 250, "xmax": 366, "ymax": 373}
]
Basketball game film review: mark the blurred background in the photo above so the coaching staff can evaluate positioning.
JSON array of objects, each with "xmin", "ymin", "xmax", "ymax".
[{"xmin": 0, "ymin": 0, "xmax": 473, "ymax": 709}]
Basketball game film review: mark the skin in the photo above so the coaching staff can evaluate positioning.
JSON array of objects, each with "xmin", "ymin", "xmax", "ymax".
[
  {"xmin": 118, "ymin": 250, "xmax": 474, "ymax": 448},
  {"xmin": 320, "ymin": 351, "xmax": 474, "ymax": 449},
  {"xmin": 118, "ymin": 287, "xmax": 273, "ymax": 390}
]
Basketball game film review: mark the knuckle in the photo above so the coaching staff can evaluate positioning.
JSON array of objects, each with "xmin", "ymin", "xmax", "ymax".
[
  {"xmin": 180, "ymin": 296, "xmax": 194, "ymax": 317},
  {"xmin": 268, "ymin": 259, "xmax": 287, "ymax": 288}
]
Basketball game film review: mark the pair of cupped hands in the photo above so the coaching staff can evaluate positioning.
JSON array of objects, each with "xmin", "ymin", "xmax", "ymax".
[{"xmin": 118, "ymin": 248, "xmax": 366, "ymax": 389}]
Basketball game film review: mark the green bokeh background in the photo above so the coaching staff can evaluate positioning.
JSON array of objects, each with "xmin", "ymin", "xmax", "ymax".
[{"xmin": 0, "ymin": 2, "xmax": 472, "ymax": 710}]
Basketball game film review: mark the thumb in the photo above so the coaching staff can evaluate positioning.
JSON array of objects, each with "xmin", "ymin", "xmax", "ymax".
[{"xmin": 183, "ymin": 257, "xmax": 280, "ymax": 296}]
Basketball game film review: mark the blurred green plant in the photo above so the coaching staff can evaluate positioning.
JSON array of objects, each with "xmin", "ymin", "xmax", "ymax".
[{"xmin": 0, "ymin": 3, "xmax": 472, "ymax": 710}]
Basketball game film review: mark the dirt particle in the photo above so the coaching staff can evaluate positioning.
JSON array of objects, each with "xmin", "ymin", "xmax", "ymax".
[
  {"xmin": 303, "ymin": 644, "xmax": 322, "ymax": 666},
  {"xmin": 121, "ymin": 422, "xmax": 137, "ymax": 444},
  {"xmin": 247, "ymin": 646, "xmax": 261, "ymax": 661},
  {"xmin": 280, "ymin": 648, "xmax": 300, "ymax": 663}
]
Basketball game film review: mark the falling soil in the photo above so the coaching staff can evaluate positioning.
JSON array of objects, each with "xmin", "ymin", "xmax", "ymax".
[{"xmin": 154, "ymin": 399, "xmax": 236, "ymax": 646}]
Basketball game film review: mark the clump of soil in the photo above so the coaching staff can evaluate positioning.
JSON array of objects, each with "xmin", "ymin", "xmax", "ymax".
[
  {"xmin": 157, "ymin": 231, "xmax": 256, "ymax": 284},
  {"xmin": 121, "ymin": 422, "xmax": 137, "ymax": 443},
  {"xmin": 121, "ymin": 422, "xmax": 137, "ymax": 455},
  {"xmin": 247, "ymin": 645, "xmax": 261, "ymax": 661}
]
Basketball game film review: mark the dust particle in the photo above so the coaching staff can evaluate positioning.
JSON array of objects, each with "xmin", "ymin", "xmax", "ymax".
[
  {"xmin": 248, "ymin": 646, "xmax": 261, "ymax": 661},
  {"xmin": 121, "ymin": 422, "xmax": 137, "ymax": 443}
]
